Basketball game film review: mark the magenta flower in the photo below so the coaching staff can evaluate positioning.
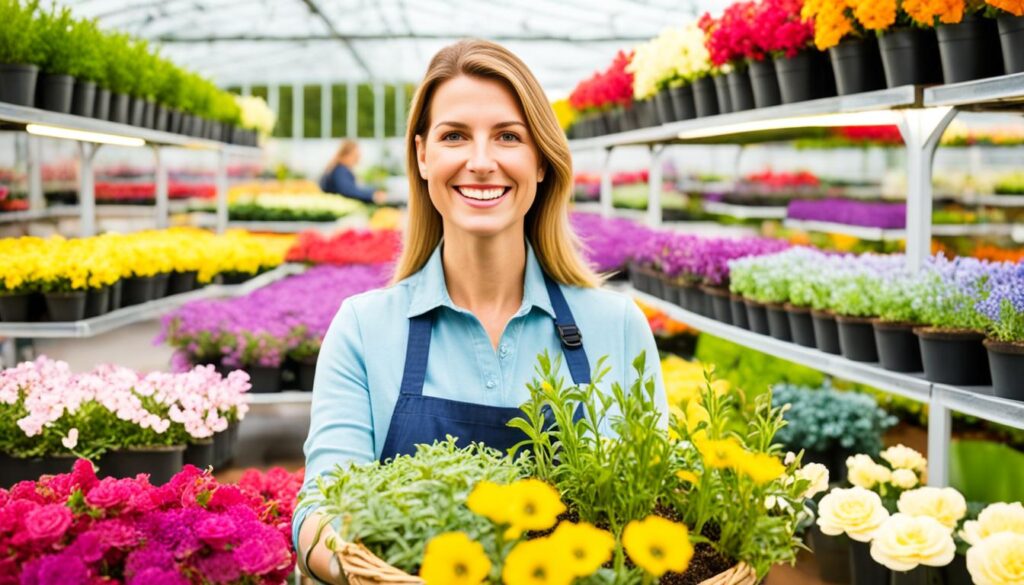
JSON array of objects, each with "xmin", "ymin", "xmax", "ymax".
[
  {"xmin": 84, "ymin": 478, "xmax": 138, "ymax": 511},
  {"xmin": 232, "ymin": 530, "xmax": 291, "ymax": 574},
  {"xmin": 24, "ymin": 504, "xmax": 72, "ymax": 545},
  {"xmin": 196, "ymin": 514, "xmax": 236, "ymax": 548}
]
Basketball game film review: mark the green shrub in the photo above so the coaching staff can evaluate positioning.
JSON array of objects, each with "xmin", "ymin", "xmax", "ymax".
[
  {"xmin": 771, "ymin": 383, "xmax": 896, "ymax": 456},
  {"xmin": 0, "ymin": 0, "xmax": 42, "ymax": 65},
  {"xmin": 100, "ymin": 32, "xmax": 133, "ymax": 93},
  {"xmin": 65, "ymin": 18, "xmax": 104, "ymax": 82},
  {"xmin": 155, "ymin": 61, "xmax": 185, "ymax": 109},
  {"xmin": 36, "ymin": 4, "xmax": 76, "ymax": 74},
  {"xmin": 123, "ymin": 39, "xmax": 157, "ymax": 98}
]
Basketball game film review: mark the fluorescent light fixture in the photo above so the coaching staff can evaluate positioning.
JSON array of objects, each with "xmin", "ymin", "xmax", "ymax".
[
  {"xmin": 26, "ymin": 124, "xmax": 145, "ymax": 147},
  {"xmin": 676, "ymin": 109, "xmax": 905, "ymax": 140}
]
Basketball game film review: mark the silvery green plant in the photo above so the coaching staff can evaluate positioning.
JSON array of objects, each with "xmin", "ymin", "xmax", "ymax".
[{"xmin": 772, "ymin": 383, "xmax": 897, "ymax": 456}]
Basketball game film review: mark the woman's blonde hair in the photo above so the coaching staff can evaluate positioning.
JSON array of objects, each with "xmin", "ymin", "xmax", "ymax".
[
  {"xmin": 390, "ymin": 39, "xmax": 601, "ymax": 288},
  {"xmin": 325, "ymin": 139, "xmax": 359, "ymax": 174}
]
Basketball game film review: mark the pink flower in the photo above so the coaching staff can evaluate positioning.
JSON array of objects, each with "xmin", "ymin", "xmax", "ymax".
[
  {"xmin": 127, "ymin": 568, "xmax": 188, "ymax": 585},
  {"xmin": 25, "ymin": 504, "xmax": 72, "ymax": 545},
  {"xmin": 196, "ymin": 514, "xmax": 236, "ymax": 548},
  {"xmin": 232, "ymin": 531, "xmax": 290, "ymax": 575},
  {"xmin": 84, "ymin": 478, "xmax": 136, "ymax": 510}
]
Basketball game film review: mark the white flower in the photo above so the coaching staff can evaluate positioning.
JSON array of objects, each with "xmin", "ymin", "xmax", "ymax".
[
  {"xmin": 817, "ymin": 486, "xmax": 890, "ymax": 542},
  {"xmin": 235, "ymin": 95, "xmax": 276, "ymax": 138},
  {"xmin": 847, "ymin": 454, "xmax": 891, "ymax": 490},
  {"xmin": 960, "ymin": 503, "xmax": 1024, "ymax": 546},
  {"xmin": 61, "ymin": 428, "xmax": 78, "ymax": 450},
  {"xmin": 897, "ymin": 487, "xmax": 967, "ymax": 530},
  {"xmin": 966, "ymin": 532, "xmax": 1024, "ymax": 585},
  {"xmin": 891, "ymin": 468, "xmax": 919, "ymax": 489},
  {"xmin": 881, "ymin": 444, "xmax": 927, "ymax": 474},
  {"xmin": 797, "ymin": 463, "xmax": 830, "ymax": 499},
  {"xmin": 784, "ymin": 451, "xmax": 797, "ymax": 466},
  {"xmin": 870, "ymin": 513, "xmax": 957, "ymax": 571},
  {"xmin": 626, "ymin": 24, "xmax": 710, "ymax": 99}
]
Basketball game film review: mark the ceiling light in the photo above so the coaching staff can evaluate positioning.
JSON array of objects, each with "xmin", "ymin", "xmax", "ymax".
[{"xmin": 676, "ymin": 109, "xmax": 905, "ymax": 140}]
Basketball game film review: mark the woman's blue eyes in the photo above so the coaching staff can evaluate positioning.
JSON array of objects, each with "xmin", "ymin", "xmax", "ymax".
[{"xmin": 440, "ymin": 131, "xmax": 521, "ymax": 142}]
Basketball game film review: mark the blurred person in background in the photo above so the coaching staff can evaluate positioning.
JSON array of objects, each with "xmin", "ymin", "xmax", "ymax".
[{"xmin": 320, "ymin": 139, "xmax": 387, "ymax": 204}]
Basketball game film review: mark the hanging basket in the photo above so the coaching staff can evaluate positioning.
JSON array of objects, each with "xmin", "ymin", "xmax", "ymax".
[{"xmin": 332, "ymin": 542, "xmax": 757, "ymax": 585}]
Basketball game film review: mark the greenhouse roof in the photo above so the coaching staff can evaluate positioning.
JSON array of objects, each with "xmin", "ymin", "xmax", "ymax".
[{"xmin": 68, "ymin": 0, "xmax": 728, "ymax": 94}]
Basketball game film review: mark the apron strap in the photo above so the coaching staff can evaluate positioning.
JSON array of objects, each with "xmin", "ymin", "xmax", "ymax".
[
  {"xmin": 543, "ymin": 273, "xmax": 592, "ymax": 386},
  {"xmin": 398, "ymin": 312, "xmax": 434, "ymax": 396}
]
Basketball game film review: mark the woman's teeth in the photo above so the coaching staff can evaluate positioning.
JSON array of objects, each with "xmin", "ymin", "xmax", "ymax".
[{"xmin": 458, "ymin": 187, "xmax": 506, "ymax": 200}]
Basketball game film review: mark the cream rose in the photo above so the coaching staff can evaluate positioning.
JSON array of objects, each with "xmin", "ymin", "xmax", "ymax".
[
  {"xmin": 797, "ymin": 463, "xmax": 830, "ymax": 499},
  {"xmin": 966, "ymin": 532, "xmax": 1024, "ymax": 585},
  {"xmin": 870, "ymin": 513, "xmax": 956, "ymax": 571},
  {"xmin": 880, "ymin": 444, "xmax": 927, "ymax": 473},
  {"xmin": 817, "ymin": 487, "xmax": 890, "ymax": 542},
  {"xmin": 897, "ymin": 487, "xmax": 966, "ymax": 530},
  {"xmin": 891, "ymin": 468, "xmax": 919, "ymax": 490},
  {"xmin": 961, "ymin": 502, "xmax": 1024, "ymax": 546},
  {"xmin": 847, "ymin": 454, "xmax": 891, "ymax": 490}
]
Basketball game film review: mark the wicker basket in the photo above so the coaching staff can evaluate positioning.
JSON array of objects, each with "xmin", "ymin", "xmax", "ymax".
[{"xmin": 333, "ymin": 542, "xmax": 757, "ymax": 585}]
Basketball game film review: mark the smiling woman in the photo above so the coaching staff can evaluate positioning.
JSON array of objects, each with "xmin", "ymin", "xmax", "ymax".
[{"xmin": 295, "ymin": 39, "xmax": 666, "ymax": 584}]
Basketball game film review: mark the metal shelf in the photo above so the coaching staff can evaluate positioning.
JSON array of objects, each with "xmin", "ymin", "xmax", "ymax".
[
  {"xmin": 703, "ymin": 201, "xmax": 788, "ymax": 220},
  {"xmin": 0, "ymin": 102, "xmax": 260, "ymax": 154},
  {"xmin": 247, "ymin": 391, "xmax": 313, "ymax": 405},
  {"xmin": 783, "ymin": 219, "xmax": 1013, "ymax": 240},
  {"xmin": 934, "ymin": 384, "xmax": 1024, "ymax": 428},
  {"xmin": 923, "ymin": 72, "xmax": 1024, "ymax": 110},
  {"xmin": 189, "ymin": 212, "xmax": 346, "ymax": 233},
  {"xmin": 962, "ymin": 194, "xmax": 1024, "ymax": 207},
  {"xmin": 569, "ymin": 85, "xmax": 920, "ymax": 149},
  {"xmin": 0, "ymin": 206, "xmax": 81, "ymax": 223},
  {"xmin": 0, "ymin": 263, "xmax": 305, "ymax": 339}
]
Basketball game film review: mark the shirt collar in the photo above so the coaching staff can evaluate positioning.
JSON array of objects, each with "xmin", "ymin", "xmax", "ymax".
[{"xmin": 406, "ymin": 239, "xmax": 556, "ymax": 320}]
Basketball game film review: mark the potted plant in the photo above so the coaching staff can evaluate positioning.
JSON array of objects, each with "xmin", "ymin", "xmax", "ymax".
[
  {"xmin": 700, "ymin": 5, "xmax": 754, "ymax": 113},
  {"xmin": 101, "ymin": 32, "xmax": 134, "ymax": 124},
  {"xmin": 801, "ymin": 0, "xmax": 888, "ymax": 95},
  {"xmin": 872, "ymin": 274, "xmax": 926, "ymax": 373},
  {"xmin": 831, "ymin": 272, "xmax": 883, "ymax": 363},
  {"xmin": 959, "ymin": 502, "xmax": 1024, "ymax": 585},
  {"xmin": 289, "ymin": 334, "xmax": 321, "ymax": 392},
  {"xmin": 64, "ymin": 17, "xmax": 103, "ymax": 118},
  {"xmin": 34, "ymin": 4, "xmax": 78, "ymax": 113},
  {"xmin": 924, "ymin": 0, "xmax": 1007, "ymax": 83},
  {"xmin": 755, "ymin": 0, "xmax": 823, "ymax": 105},
  {"xmin": 990, "ymin": 0, "xmax": 1024, "ymax": 73},
  {"xmin": 861, "ymin": 0, "xmax": 946, "ymax": 87},
  {"xmin": 729, "ymin": 253, "xmax": 792, "ymax": 340},
  {"xmin": 41, "ymin": 257, "xmax": 88, "ymax": 322},
  {"xmin": 0, "ymin": 251, "xmax": 40, "ymax": 322},
  {"xmin": 124, "ymin": 38, "xmax": 155, "ymax": 127},
  {"xmin": 0, "ymin": 0, "xmax": 42, "ymax": 107},
  {"xmin": 978, "ymin": 273, "xmax": 1024, "ymax": 400}
]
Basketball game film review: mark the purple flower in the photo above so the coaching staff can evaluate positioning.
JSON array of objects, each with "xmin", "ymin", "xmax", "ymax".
[
  {"xmin": 194, "ymin": 551, "xmax": 242, "ymax": 583},
  {"xmin": 125, "ymin": 545, "xmax": 176, "ymax": 578},
  {"xmin": 21, "ymin": 553, "xmax": 90, "ymax": 585},
  {"xmin": 787, "ymin": 198, "xmax": 906, "ymax": 229}
]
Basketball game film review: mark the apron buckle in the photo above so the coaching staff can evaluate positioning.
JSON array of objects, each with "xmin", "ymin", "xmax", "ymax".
[{"xmin": 557, "ymin": 324, "xmax": 583, "ymax": 349}]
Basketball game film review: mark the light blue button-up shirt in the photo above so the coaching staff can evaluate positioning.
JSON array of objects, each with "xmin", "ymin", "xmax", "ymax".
[{"xmin": 293, "ymin": 240, "xmax": 667, "ymax": 549}]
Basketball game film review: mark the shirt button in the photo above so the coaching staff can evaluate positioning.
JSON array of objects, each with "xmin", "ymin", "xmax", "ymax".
[
  {"xmin": 499, "ymin": 344, "xmax": 510, "ymax": 358},
  {"xmin": 486, "ymin": 377, "xmax": 497, "ymax": 389}
]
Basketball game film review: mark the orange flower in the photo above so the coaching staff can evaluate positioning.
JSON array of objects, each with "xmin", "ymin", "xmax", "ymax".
[
  {"xmin": 903, "ymin": 0, "xmax": 964, "ymax": 26},
  {"xmin": 849, "ymin": 0, "xmax": 898, "ymax": 30},
  {"xmin": 987, "ymin": 0, "xmax": 1024, "ymax": 15}
]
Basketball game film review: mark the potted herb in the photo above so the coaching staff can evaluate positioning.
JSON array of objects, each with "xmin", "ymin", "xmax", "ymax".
[
  {"xmin": 34, "ymin": 4, "xmax": 78, "ymax": 113},
  {"xmin": 66, "ymin": 18, "xmax": 103, "ymax": 118},
  {"xmin": 101, "ymin": 32, "xmax": 134, "ymax": 124},
  {"xmin": 0, "ymin": 0, "xmax": 43, "ymax": 107},
  {"xmin": 872, "ymin": 274, "xmax": 926, "ymax": 373}
]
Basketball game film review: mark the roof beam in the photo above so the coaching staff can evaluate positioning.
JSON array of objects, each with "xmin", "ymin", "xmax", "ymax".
[
  {"xmin": 155, "ymin": 32, "xmax": 656, "ymax": 42},
  {"xmin": 297, "ymin": 0, "xmax": 373, "ymax": 79}
]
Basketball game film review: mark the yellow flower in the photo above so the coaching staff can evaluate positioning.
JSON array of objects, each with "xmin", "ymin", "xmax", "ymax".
[
  {"xmin": 419, "ymin": 532, "xmax": 491, "ymax": 585},
  {"xmin": 736, "ymin": 451, "xmax": 786, "ymax": 485},
  {"xmin": 891, "ymin": 468, "xmax": 919, "ymax": 490},
  {"xmin": 966, "ymin": 532, "xmax": 1024, "ymax": 585},
  {"xmin": 870, "ymin": 513, "xmax": 956, "ymax": 571},
  {"xmin": 504, "ymin": 479, "xmax": 566, "ymax": 538},
  {"xmin": 549, "ymin": 521, "xmax": 615, "ymax": 577},
  {"xmin": 846, "ymin": 454, "xmax": 892, "ymax": 489},
  {"xmin": 880, "ymin": 444, "xmax": 927, "ymax": 473},
  {"xmin": 675, "ymin": 470, "xmax": 699, "ymax": 484},
  {"xmin": 467, "ymin": 480, "xmax": 508, "ymax": 524},
  {"xmin": 897, "ymin": 487, "xmax": 967, "ymax": 530},
  {"xmin": 817, "ymin": 486, "xmax": 891, "ymax": 542},
  {"xmin": 960, "ymin": 502, "xmax": 1024, "ymax": 546},
  {"xmin": 502, "ymin": 537, "xmax": 574, "ymax": 585},
  {"xmin": 622, "ymin": 516, "xmax": 694, "ymax": 577},
  {"xmin": 696, "ymin": 437, "xmax": 745, "ymax": 470}
]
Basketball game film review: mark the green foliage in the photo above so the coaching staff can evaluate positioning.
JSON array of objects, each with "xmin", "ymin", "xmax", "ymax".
[
  {"xmin": 988, "ymin": 299, "xmax": 1024, "ymax": 342},
  {"xmin": 695, "ymin": 334, "xmax": 825, "ymax": 400},
  {"xmin": 771, "ymin": 383, "xmax": 897, "ymax": 456},
  {"xmin": 0, "ymin": 0, "xmax": 42, "ymax": 64},
  {"xmin": 829, "ymin": 274, "xmax": 881, "ymax": 318},
  {"xmin": 35, "ymin": 4, "xmax": 76, "ymax": 74},
  {"xmin": 916, "ymin": 273, "xmax": 990, "ymax": 331},
  {"xmin": 155, "ymin": 61, "xmax": 184, "ymax": 109},
  {"xmin": 123, "ymin": 38, "xmax": 157, "ymax": 98},
  {"xmin": 874, "ymin": 276, "xmax": 924, "ymax": 323},
  {"xmin": 950, "ymin": 440, "xmax": 1024, "ymax": 504},
  {"xmin": 302, "ymin": 438, "xmax": 526, "ymax": 573},
  {"xmin": 64, "ymin": 18, "xmax": 104, "ymax": 82},
  {"xmin": 100, "ymin": 32, "xmax": 134, "ymax": 93}
]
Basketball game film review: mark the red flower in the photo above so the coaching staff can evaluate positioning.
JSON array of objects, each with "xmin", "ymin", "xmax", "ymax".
[
  {"xmin": 752, "ymin": 0, "xmax": 814, "ymax": 58},
  {"xmin": 569, "ymin": 50, "xmax": 635, "ymax": 111},
  {"xmin": 702, "ymin": 2, "xmax": 762, "ymax": 66}
]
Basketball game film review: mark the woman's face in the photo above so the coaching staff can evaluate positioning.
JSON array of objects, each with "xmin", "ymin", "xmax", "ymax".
[
  {"xmin": 416, "ymin": 75, "xmax": 545, "ymax": 239},
  {"xmin": 346, "ymin": 145, "xmax": 361, "ymax": 166}
]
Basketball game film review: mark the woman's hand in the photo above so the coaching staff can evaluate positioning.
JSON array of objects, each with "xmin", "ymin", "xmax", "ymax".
[
  {"xmin": 298, "ymin": 511, "xmax": 348, "ymax": 584},
  {"xmin": 372, "ymin": 191, "xmax": 388, "ymax": 205}
]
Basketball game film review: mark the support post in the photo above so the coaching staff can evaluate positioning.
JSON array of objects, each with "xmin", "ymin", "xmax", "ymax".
[
  {"xmin": 647, "ymin": 145, "xmax": 667, "ymax": 228},
  {"xmin": 268, "ymin": 84, "xmax": 280, "ymax": 130},
  {"xmin": 321, "ymin": 83, "xmax": 331, "ymax": 139},
  {"xmin": 374, "ymin": 81, "xmax": 385, "ymax": 156},
  {"xmin": 26, "ymin": 135, "xmax": 43, "ymax": 214},
  {"xmin": 927, "ymin": 391, "xmax": 952, "ymax": 487},
  {"xmin": 395, "ymin": 82, "xmax": 406, "ymax": 137},
  {"xmin": 897, "ymin": 107, "xmax": 957, "ymax": 273},
  {"xmin": 78, "ymin": 142, "xmax": 99, "ymax": 237},
  {"xmin": 216, "ymin": 150, "xmax": 229, "ymax": 234},
  {"xmin": 292, "ymin": 83, "xmax": 304, "ymax": 140},
  {"xmin": 153, "ymin": 146, "xmax": 169, "ymax": 229},
  {"xmin": 600, "ymin": 147, "xmax": 614, "ymax": 219},
  {"xmin": 346, "ymin": 82, "xmax": 358, "ymax": 138}
]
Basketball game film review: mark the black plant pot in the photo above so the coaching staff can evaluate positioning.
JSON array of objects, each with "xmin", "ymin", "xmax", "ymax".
[
  {"xmin": 143, "ymin": 100, "xmax": 156, "ymax": 129},
  {"xmin": 639, "ymin": 99, "xmax": 659, "ymax": 128},
  {"xmin": 0, "ymin": 63, "xmax": 39, "ymax": 106},
  {"xmin": 0, "ymin": 453, "xmax": 77, "ymax": 488},
  {"xmin": 937, "ymin": 15, "xmax": 1004, "ymax": 83},
  {"xmin": 622, "ymin": 106, "xmax": 640, "ymax": 132},
  {"xmin": 745, "ymin": 300, "xmax": 770, "ymax": 335},
  {"xmin": 713, "ymin": 74, "xmax": 733, "ymax": 114},
  {"xmin": 766, "ymin": 304, "xmax": 793, "ymax": 342},
  {"xmin": 45, "ymin": 291, "xmax": 87, "ymax": 322},
  {"xmin": 693, "ymin": 76, "xmax": 720, "ymax": 118},
  {"xmin": 776, "ymin": 50, "xmax": 836, "ymax": 104},
  {"xmin": 850, "ymin": 540, "xmax": 891, "ymax": 585},
  {"xmin": 0, "ymin": 292, "xmax": 32, "ymax": 322},
  {"xmin": 879, "ymin": 28, "xmax": 943, "ymax": 87},
  {"xmin": 812, "ymin": 310, "xmax": 843, "ymax": 355},
  {"xmin": 151, "ymin": 272, "xmax": 171, "ymax": 299},
  {"xmin": 109, "ymin": 279, "xmax": 123, "ymax": 311},
  {"xmin": 179, "ymin": 113, "xmax": 193, "ymax": 135},
  {"xmin": 120, "ymin": 276, "xmax": 154, "ymax": 306},
  {"xmin": 915, "ymin": 327, "xmax": 991, "ymax": 386},
  {"xmin": 808, "ymin": 526, "xmax": 851, "ymax": 584},
  {"xmin": 669, "ymin": 84, "xmax": 697, "ymax": 120},
  {"xmin": 155, "ymin": 105, "xmax": 169, "ymax": 132},
  {"xmin": 168, "ymin": 109, "xmax": 183, "ymax": 134},
  {"xmin": 129, "ymin": 97, "xmax": 145, "ymax": 127},
  {"xmin": 93, "ymin": 87, "xmax": 111, "ymax": 120},
  {"xmin": 803, "ymin": 447, "xmax": 853, "ymax": 485},
  {"xmin": 192, "ymin": 117, "xmax": 206, "ymax": 138},
  {"xmin": 680, "ymin": 284, "xmax": 705, "ymax": 314},
  {"xmin": 704, "ymin": 286, "xmax": 733, "ymax": 325},
  {"xmin": 830, "ymin": 36, "xmax": 887, "ymax": 95},
  {"xmin": 984, "ymin": 340, "xmax": 1024, "ymax": 401},
  {"xmin": 837, "ymin": 315, "xmax": 879, "ymax": 362},
  {"xmin": 999, "ymin": 15, "xmax": 1024, "ymax": 74},
  {"xmin": 298, "ymin": 359, "xmax": 317, "ymax": 392},
  {"xmin": 110, "ymin": 92, "xmax": 130, "ymax": 124},
  {"xmin": 942, "ymin": 554, "xmax": 972, "ymax": 585},
  {"xmin": 36, "ymin": 73, "xmax": 74, "ymax": 113},
  {"xmin": 890, "ymin": 567, "xmax": 944, "ymax": 585},
  {"xmin": 726, "ymin": 68, "xmax": 756, "ymax": 112},
  {"xmin": 213, "ymin": 429, "xmax": 230, "ymax": 469},
  {"xmin": 731, "ymin": 295, "xmax": 750, "ymax": 330},
  {"xmin": 748, "ymin": 58, "xmax": 782, "ymax": 108},
  {"xmin": 785, "ymin": 304, "xmax": 817, "ymax": 348},
  {"xmin": 248, "ymin": 365, "xmax": 282, "ymax": 393},
  {"xmin": 653, "ymin": 89, "xmax": 676, "ymax": 125},
  {"xmin": 85, "ymin": 286, "xmax": 110, "ymax": 318},
  {"xmin": 183, "ymin": 439, "xmax": 215, "ymax": 469},
  {"xmin": 71, "ymin": 79, "xmax": 96, "ymax": 117},
  {"xmin": 168, "ymin": 271, "xmax": 198, "ymax": 296},
  {"xmin": 97, "ymin": 446, "xmax": 185, "ymax": 486},
  {"xmin": 873, "ymin": 320, "xmax": 923, "ymax": 373}
]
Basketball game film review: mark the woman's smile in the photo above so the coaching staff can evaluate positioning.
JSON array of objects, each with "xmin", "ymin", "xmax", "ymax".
[{"xmin": 454, "ymin": 184, "xmax": 512, "ymax": 207}]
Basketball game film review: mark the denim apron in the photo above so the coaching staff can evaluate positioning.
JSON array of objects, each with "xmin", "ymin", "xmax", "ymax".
[{"xmin": 379, "ymin": 273, "xmax": 591, "ymax": 460}]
